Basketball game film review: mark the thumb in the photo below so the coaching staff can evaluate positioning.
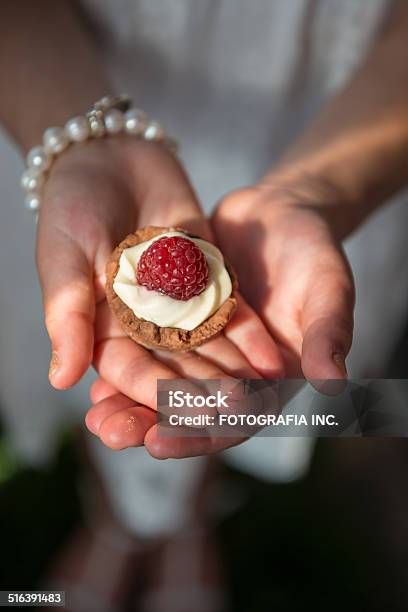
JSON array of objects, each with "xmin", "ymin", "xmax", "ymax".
[
  {"xmin": 36, "ymin": 219, "xmax": 95, "ymax": 389},
  {"xmin": 301, "ymin": 273, "xmax": 354, "ymax": 390}
]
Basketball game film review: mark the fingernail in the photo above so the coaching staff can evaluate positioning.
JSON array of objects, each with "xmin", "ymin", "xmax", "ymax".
[
  {"xmin": 49, "ymin": 351, "xmax": 59, "ymax": 380},
  {"xmin": 333, "ymin": 353, "xmax": 347, "ymax": 377}
]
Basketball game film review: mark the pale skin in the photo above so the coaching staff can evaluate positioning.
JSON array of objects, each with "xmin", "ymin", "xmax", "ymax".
[{"xmin": 2, "ymin": 1, "xmax": 408, "ymax": 458}]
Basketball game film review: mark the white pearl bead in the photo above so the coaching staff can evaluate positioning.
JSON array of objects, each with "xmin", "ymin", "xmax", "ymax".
[
  {"xmin": 144, "ymin": 120, "xmax": 165, "ymax": 141},
  {"xmin": 43, "ymin": 127, "xmax": 69, "ymax": 154},
  {"xmin": 104, "ymin": 109, "xmax": 124, "ymax": 134},
  {"xmin": 24, "ymin": 192, "xmax": 41, "ymax": 212},
  {"xmin": 124, "ymin": 108, "xmax": 148, "ymax": 135},
  {"xmin": 26, "ymin": 146, "xmax": 51, "ymax": 172},
  {"xmin": 21, "ymin": 168, "xmax": 44, "ymax": 192},
  {"xmin": 65, "ymin": 115, "xmax": 90, "ymax": 142}
]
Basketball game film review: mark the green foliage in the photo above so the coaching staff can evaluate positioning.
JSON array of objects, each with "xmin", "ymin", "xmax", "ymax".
[{"xmin": 0, "ymin": 430, "xmax": 82, "ymax": 589}]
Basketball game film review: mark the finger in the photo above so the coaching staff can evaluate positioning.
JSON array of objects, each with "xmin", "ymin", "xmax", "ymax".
[
  {"xmin": 146, "ymin": 339, "xmax": 265, "ymax": 459},
  {"xmin": 301, "ymin": 273, "xmax": 354, "ymax": 387},
  {"xmin": 36, "ymin": 223, "xmax": 94, "ymax": 389},
  {"xmin": 94, "ymin": 336, "xmax": 185, "ymax": 410},
  {"xmin": 89, "ymin": 378, "xmax": 118, "ymax": 404},
  {"xmin": 99, "ymin": 405, "xmax": 156, "ymax": 450},
  {"xmin": 223, "ymin": 294, "xmax": 285, "ymax": 378},
  {"xmin": 86, "ymin": 393, "xmax": 156, "ymax": 450},
  {"xmin": 154, "ymin": 340, "xmax": 256, "ymax": 380},
  {"xmin": 94, "ymin": 305, "xmax": 212, "ymax": 419},
  {"xmin": 194, "ymin": 335, "xmax": 263, "ymax": 378},
  {"xmin": 86, "ymin": 392, "xmax": 136, "ymax": 435},
  {"xmin": 145, "ymin": 424, "xmax": 243, "ymax": 459}
]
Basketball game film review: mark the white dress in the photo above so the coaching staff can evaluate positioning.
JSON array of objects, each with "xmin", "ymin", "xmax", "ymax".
[{"xmin": 1, "ymin": 0, "xmax": 407, "ymax": 535}]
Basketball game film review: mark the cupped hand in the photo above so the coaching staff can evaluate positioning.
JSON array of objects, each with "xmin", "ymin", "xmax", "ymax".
[
  {"xmin": 211, "ymin": 180, "xmax": 355, "ymax": 382},
  {"xmin": 36, "ymin": 137, "xmax": 283, "ymax": 456}
]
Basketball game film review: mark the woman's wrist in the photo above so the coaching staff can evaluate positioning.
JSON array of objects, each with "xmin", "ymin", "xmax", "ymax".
[
  {"xmin": 21, "ymin": 94, "xmax": 177, "ymax": 214},
  {"xmin": 257, "ymin": 165, "xmax": 374, "ymax": 241},
  {"xmin": 14, "ymin": 87, "xmax": 110, "ymax": 154}
]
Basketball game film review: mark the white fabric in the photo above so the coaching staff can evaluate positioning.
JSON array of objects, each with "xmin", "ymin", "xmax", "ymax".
[
  {"xmin": 89, "ymin": 440, "xmax": 206, "ymax": 537},
  {"xmin": 1, "ymin": 0, "xmax": 406, "ymax": 533}
]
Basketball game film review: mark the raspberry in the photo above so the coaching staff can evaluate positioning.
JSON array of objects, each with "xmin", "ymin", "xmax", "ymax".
[{"xmin": 136, "ymin": 235, "xmax": 209, "ymax": 301}]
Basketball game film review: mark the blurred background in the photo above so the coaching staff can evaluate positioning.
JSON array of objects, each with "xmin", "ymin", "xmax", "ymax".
[{"xmin": 2, "ymin": 365, "xmax": 408, "ymax": 612}]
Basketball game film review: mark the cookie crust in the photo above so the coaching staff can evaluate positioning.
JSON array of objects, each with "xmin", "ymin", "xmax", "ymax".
[{"xmin": 105, "ymin": 226, "xmax": 238, "ymax": 351}]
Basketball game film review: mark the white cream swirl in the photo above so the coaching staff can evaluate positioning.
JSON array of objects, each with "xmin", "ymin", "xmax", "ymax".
[{"xmin": 113, "ymin": 231, "xmax": 232, "ymax": 330}]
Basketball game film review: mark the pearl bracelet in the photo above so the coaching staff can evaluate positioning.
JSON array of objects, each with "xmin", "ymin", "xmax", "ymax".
[{"xmin": 21, "ymin": 94, "xmax": 177, "ymax": 213}]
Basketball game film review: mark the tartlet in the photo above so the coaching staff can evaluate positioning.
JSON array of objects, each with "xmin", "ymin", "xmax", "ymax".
[{"xmin": 105, "ymin": 226, "xmax": 237, "ymax": 351}]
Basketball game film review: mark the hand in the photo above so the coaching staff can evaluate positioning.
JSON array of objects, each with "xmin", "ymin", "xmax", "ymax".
[
  {"xmin": 211, "ymin": 180, "xmax": 355, "ymax": 382},
  {"xmin": 37, "ymin": 137, "xmax": 283, "ymax": 456}
]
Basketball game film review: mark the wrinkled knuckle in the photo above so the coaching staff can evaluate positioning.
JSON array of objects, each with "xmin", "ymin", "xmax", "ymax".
[{"xmin": 216, "ymin": 187, "xmax": 258, "ymax": 215}]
